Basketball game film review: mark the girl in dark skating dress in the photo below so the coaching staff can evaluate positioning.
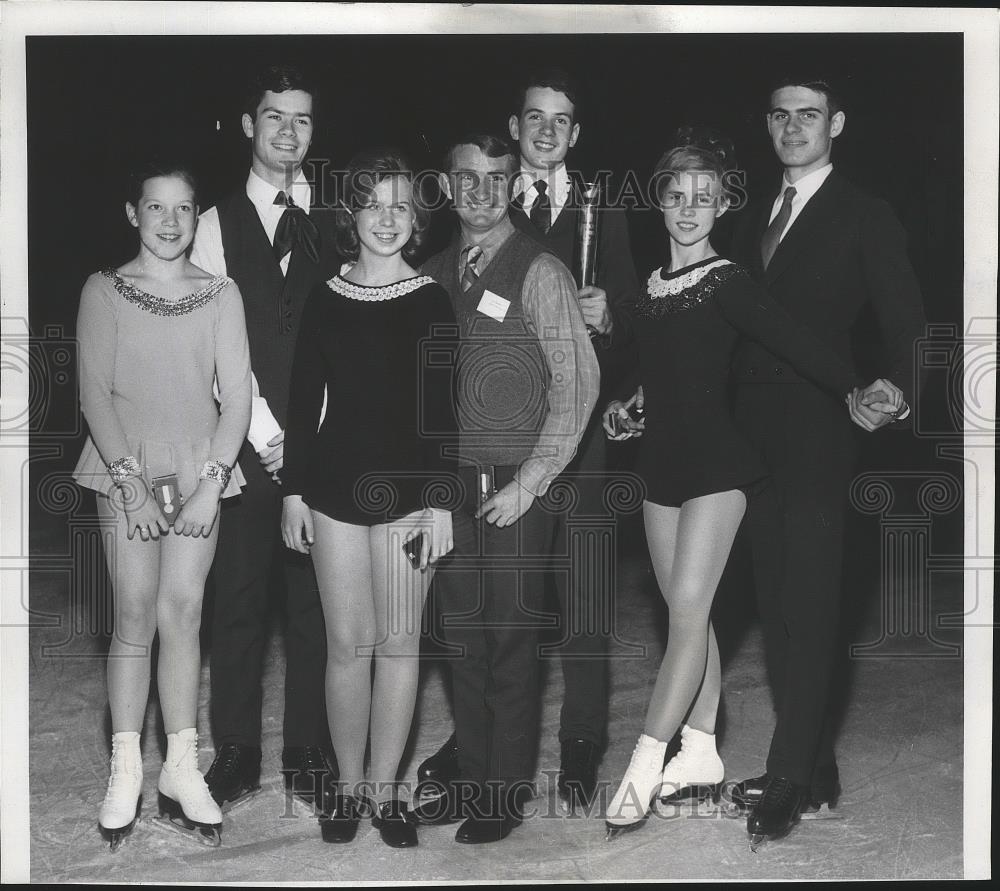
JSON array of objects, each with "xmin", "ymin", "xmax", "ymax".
[
  {"xmin": 74, "ymin": 161, "xmax": 251, "ymax": 849},
  {"xmin": 601, "ymin": 134, "xmax": 865, "ymax": 838},
  {"xmin": 281, "ymin": 150, "xmax": 455, "ymax": 849}
]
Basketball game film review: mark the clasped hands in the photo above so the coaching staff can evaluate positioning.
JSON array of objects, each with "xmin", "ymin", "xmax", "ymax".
[
  {"xmin": 846, "ymin": 378, "xmax": 908, "ymax": 432},
  {"xmin": 122, "ymin": 478, "xmax": 222, "ymax": 541}
]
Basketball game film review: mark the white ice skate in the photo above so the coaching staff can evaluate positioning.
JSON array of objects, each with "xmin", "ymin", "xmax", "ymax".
[
  {"xmin": 604, "ymin": 733, "xmax": 668, "ymax": 841},
  {"xmin": 153, "ymin": 728, "xmax": 223, "ymax": 846},
  {"xmin": 658, "ymin": 724, "xmax": 724, "ymax": 805},
  {"xmin": 98, "ymin": 731, "xmax": 143, "ymax": 851}
]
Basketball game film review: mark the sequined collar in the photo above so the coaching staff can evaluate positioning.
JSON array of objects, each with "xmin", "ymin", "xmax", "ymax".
[
  {"xmin": 327, "ymin": 274, "xmax": 434, "ymax": 302},
  {"xmin": 634, "ymin": 259, "xmax": 744, "ymax": 319},
  {"xmin": 647, "ymin": 258, "xmax": 732, "ymax": 298},
  {"xmin": 101, "ymin": 268, "xmax": 230, "ymax": 317}
]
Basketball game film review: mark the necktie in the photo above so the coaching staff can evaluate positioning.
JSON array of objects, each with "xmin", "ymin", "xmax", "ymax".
[
  {"xmin": 529, "ymin": 180, "xmax": 551, "ymax": 234},
  {"xmin": 760, "ymin": 185, "xmax": 797, "ymax": 270},
  {"xmin": 272, "ymin": 191, "xmax": 320, "ymax": 265},
  {"xmin": 461, "ymin": 244, "xmax": 483, "ymax": 292}
]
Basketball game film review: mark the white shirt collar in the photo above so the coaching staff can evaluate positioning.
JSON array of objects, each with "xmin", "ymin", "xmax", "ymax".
[
  {"xmin": 515, "ymin": 163, "xmax": 572, "ymax": 210},
  {"xmin": 245, "ymin": 168, "xmax": 312, "ymax": 215},
  {"xmin": 780, "ymin": 163, "xmax": 833, "ymax": 206}
]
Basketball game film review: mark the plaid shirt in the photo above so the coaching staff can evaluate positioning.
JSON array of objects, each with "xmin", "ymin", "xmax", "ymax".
[{"xmin": 460, "ymin": 217, "xmax": 600, "ymax": 496}]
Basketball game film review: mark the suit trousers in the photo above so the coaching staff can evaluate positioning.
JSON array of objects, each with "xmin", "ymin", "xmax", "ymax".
[
  {"xmin": 436, "ymin": 465, "xmax": 555, "ymax": 794},
  {"xmin": 208, "ymin": 444, "xmax": 328, "ymax": 750},
  {"xmin": 734, "ymin": 383, "xmax": 858, "ymax": 786},
  {"xmin": 547, "ymin": 415, "xmax": 613, "ymax": 749}
]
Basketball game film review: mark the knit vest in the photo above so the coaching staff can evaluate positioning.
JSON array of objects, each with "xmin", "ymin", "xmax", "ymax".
[
  {"xmin": 216, "ymin": 190, "xmax": 339, "ymax": 425},
  {"xmin": 423, "ymin": 228, "xmax": 551, "ymax": 467}
]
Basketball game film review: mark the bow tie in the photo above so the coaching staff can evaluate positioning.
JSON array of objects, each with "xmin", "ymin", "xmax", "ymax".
[{"xmin": 272, "ymin": 191, "xmax": 320, "ymax": 265}]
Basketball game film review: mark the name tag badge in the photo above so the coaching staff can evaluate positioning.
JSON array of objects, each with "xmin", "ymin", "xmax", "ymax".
[{"xmin": 476, "ymin": 289, "xmax": 510, "ymax": 323}]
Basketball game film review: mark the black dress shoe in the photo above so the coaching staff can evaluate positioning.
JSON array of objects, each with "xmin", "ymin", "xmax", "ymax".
[
  {"xmin": 807, "ymin": 762, "xmax": 841, "ymax": 811},
  {"xmin": 282, "ymin": 746, "xmax": 337, "ymax": 807},
  {"xmin": 730, "ymin": 772, "xmax": 769, "ymax": 813},
  {"xmin": 205, "ymin": 744, "xmax": 262, "ymax": 808},
  {"xmin": 558, "ymin": 739, "xmax": 600, "ymax": 809},
  {"xmin": 407, "ymin": 785, "xmax": 466, "ymax": 826},
  {"xmin": 372, "ymin": 800, "xmax": 418, "ymax": 848},
  {"xmin": 319, "ymin": 793, "xmax": 370, "ymax": 843},
  {"xmin": 746, "ymin": 776, "xmax": 808, "ymax": 849},
  {"xmin": 455, "ymin": 812, "xmax": 521, "ymax": 844},
  {"xmin": 416, "ymin": 732, "xmax": 459, "ymax": 785}
]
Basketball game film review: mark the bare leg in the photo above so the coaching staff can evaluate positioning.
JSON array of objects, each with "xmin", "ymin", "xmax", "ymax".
[
  {"xmin": 310, "ymin": 511, "xmax": 375, "ymax": 791},
  {"xmin": 156, "ymin": 526, "xmax": 218, "ymax": 733},
  {"xmin": 367, "ymin": 513, "xmax": 433, "ymax": 804},
  {"xmin": 642, "ymin": 491, "xmax": 746, "ymax": 742},
  {"xmin": 97, "ymin": 494, "xmax": 159, "ymax": 733}
]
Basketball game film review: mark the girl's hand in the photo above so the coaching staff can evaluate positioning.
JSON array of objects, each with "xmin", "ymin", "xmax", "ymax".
[
  {"xmin": 120, "ymin": 478, "xmax": 170, "ymax": 541},
  {"xmin": 602, "ymin": 389, "xmax": 646, "ymax": 440},
  {"xmin": 173, "ymin": 480, "xmax": 222, "ymax": 537},
  {"xmin": 403, "ymin": 508, "xmax": 454, "ymax": 571},
  {"xmin": 281, "ymin": 495, "xmax": 315, "ymax": 554}
]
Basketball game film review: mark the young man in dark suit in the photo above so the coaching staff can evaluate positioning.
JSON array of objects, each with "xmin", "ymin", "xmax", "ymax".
[
  {"xmin": 729, "ymin": 77, "xmax": 926, "ymax": 846},
  {"xmin": 190, "ymin": 64, "xmax": 339, "ymax": 811},
  {"xmin": 418, "ymin": 69, "xmax": 639, "ymax": 810}
]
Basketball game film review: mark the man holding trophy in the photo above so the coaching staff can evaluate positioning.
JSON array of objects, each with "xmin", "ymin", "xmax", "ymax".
[{"xmin": 417, "ymin": 68, "xmax": 641, "ymax": 811}]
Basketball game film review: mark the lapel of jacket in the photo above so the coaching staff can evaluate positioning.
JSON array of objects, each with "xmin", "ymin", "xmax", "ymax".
[{"xmin": 765, "ymin": 171, "xmax": 845, "ymax": 285}]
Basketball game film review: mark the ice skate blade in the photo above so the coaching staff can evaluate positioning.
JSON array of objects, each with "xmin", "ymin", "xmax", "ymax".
[
  {"xmin": 658, "ymin": 781, "xmax": 722, "ymax": 805},
  {"xmin": 604, "ymin": 816, "xmax": 649, "ymax": 841},
  {"xmin": 217, "ymin": 786, "xmax": 261, "ymax": 815},
  {"xmin": 99, "ymin": 796, "xmax": 141, "ymax": 852},
  {"xmin": 749, "ymin": 832, "xmax": 766, "ymax": 853},
  {"xmin": 99, "ymin": 818, "xmax": 138, "ymax": 852},
  {"xmin": 154, "ymin": 793, "xmax": 222, "ymax": 847}
]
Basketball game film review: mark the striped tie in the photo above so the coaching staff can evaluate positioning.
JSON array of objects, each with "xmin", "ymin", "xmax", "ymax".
[
  {"xmin": 760, "ymin": 185, "xmax": 797, "ymax": 270},
  {"xmin": 461, "ymin": 244, "xmax": 483, "ymax": 291}
]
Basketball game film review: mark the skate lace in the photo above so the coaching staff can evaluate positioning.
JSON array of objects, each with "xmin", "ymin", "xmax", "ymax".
[
  {"xmin": 297, "ymin": 747, "xmax": 329, "ymax": 773},
  {"xmin": 211, "ymin": 744, "xmax": 242, "ymax": 777},
  {"xmin": 104, "ymin": 740, "xmax": 141, "ymax": 800}
]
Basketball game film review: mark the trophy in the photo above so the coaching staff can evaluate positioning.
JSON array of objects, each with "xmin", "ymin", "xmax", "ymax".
[{"xmin": 575, "ymin": 181, "xmax": 601, "ymax": 336}]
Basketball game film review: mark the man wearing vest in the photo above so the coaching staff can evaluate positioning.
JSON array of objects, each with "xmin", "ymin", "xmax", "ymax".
[
  {"xmin": 190, "ymin": 64, "xmax": 339, "ymax": 811},
  {"xmin": 412, "ymin": 134, "xmax": 599, "ymax": 843},
  {"xmin": 418, "ymin": 67, "xmax": 640, "ymax": 814}
]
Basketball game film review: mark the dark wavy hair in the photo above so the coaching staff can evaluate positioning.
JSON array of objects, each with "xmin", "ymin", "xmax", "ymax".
[
  {"xmin": 334, "ymin": 148, "xmax": 430, "ymax": 264},
  {"xmin": 243, "ymin": 63, "xmax": 318, "ymax": 119},
  {"xmin": 512, "ymin": 66, "xmax": 584, "ymax": 123},
  {"xmin": 441, "ymin": 133, "xmax": 518, "ymax": 175},
  {"xmin": 767, "ymin": 76, "xmax": 843, "ymax": 117},
  {"xmin": 125, "ymin": 158, "xmax": 198, "ymax": 207},
  {"xmin": 652, "ymin": 126, "xmax": 739, "ymax": 205}
]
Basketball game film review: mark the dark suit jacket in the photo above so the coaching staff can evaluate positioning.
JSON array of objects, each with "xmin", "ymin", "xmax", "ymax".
[
  {"xmin": 731, "ymin": 170, "xmax": 925, "ymax": 405},
  {"xmin": 510, "ymin": 180, "xmax": 640, "ymax": 399}
]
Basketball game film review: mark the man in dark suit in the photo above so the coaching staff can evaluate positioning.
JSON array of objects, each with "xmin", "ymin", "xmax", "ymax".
[
  {"xmin": 416, "ymin": 68, "xmax": 640, "ymax": 810},
  {"xmin": 730, "ymin": 77, "xmax": 926, "ymax": 846},
  {"xmin": 190, "ymin": 64, "xmax": 339, "ymax": 811}
]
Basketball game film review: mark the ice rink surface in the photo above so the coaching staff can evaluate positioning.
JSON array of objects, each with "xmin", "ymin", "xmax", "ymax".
[{"xmin": 27, "ymin": 502, "xmax": 963, "ymax": 883}]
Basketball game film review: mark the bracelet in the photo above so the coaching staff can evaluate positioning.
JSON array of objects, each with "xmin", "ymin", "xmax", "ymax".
[
  {"xmin": 200, "ymin": 458, "xmax": 233, "ymax": 490},
  {"xmin": 107, "ymin": 455, "xmax": 141, "ymax": 484},
  {"xmin": 889, "ymin": 401, "xmax": 909, "ymax": 421}
]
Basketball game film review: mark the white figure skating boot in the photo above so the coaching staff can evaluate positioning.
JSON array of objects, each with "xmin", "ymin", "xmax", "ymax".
[
  {"xmin": 604, "ymin": 733, "xmax": 668, "ymax": 840},
  {"xmin": 658, "ymin": 723, "xmax": 725, "ymax": 804},
  {"xmin": 98, "ymin": 731, "xmax": 143, "ymax": 851},
  {"xmin": 155, "ymin": 727, "xmax": 223, "ymax": 846}
]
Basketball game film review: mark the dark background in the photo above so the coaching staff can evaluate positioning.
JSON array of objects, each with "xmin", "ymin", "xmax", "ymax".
[{"xmin": 26, "ymin": 32, "xmax": 965, "ymax": 542}]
